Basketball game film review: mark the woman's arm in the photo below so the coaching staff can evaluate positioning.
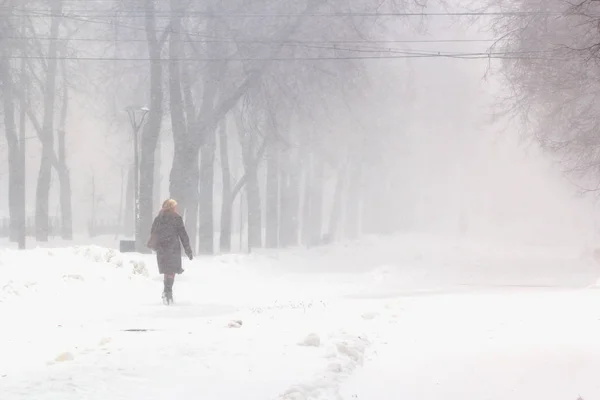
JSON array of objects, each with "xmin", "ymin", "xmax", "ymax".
[{"xmin": 177, "ymin": 216, "xmax": 193, "ymax": 259}]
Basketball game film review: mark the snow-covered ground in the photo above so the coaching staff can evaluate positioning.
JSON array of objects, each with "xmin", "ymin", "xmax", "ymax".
[{"xmin": 1, "ymin": 234, "xmax": 600, "ymax": 399}]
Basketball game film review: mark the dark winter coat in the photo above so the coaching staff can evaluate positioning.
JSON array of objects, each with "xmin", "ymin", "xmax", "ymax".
[{"xmin": 150, "ymin": 210, "xmax": 192, "ymax": 275}]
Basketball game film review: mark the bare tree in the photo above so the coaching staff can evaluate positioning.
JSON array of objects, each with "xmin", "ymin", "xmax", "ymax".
[
  {"xmin": 0, "ymin": 4, "xmax": 26, "ymax": 248},
  {"xmin": 137, "ymin": 0, "xmax": 167, "ymax": 252},
  {"xmin": 484, "ymin": 0, "xmax": 600, "ymax": 189},
  {"xmin": 57, "ymin": 41, "xmax": 73, "ymax": 239}
]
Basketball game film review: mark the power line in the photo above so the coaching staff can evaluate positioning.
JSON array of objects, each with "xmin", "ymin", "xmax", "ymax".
[
  {"xmin": 2, "ymin": 10, "xmax": 505, "ymax": 47},
  {"xmin": 0, "ymin": 40, "xmax": 498, "ymax": 57},
  {"xmin": 0, "ymin": 35, "xmax": 500, "ymax": 54},
  {"xmin": 7, "ymin": 10, "xmax": 561, "ymax": 18},
  {"xmin": 0, "ymin": 36, "xmax": 499, "ymax": 44},
  {"xmin": 0, "ymin": 52, "xmax": 562, "ymax": 62}
]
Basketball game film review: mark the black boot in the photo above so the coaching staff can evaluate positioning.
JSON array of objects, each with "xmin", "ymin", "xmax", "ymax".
[{"xmin": 162, "ymin": 275, "xmax": 174, "ymax": 305}]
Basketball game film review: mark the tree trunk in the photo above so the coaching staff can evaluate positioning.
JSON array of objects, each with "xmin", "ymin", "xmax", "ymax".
[
  {"xmin": 124, "ymin": 166, "xmax": 134, "ymax": 236},
  {"xmin": 17, "ymin": 56, "xmax": 27, "ymax": 249},
  {"xmin": 57, "ymin": 165, "xmax": 72, "ymax": 240},
  {"xmin": 170, "ymin": 147, "xmax": 199, "ymax": 248},
  {"xmin": 328, "ymin": 165, "xmax": 347, "ymax": 241},
  {"xmin": 265, "ymin": 143, "xmax": 279, "ymax": 248},
  {"xmin": 309, "ymin": 157, "xmax": 324, "ymax": 243},
  {"xmin": 168, "ymin": 0, "xmax": 199, "ymax": 250},
  {"xmin": 36, "ymin": 4, "xmax": 61, "ymax": 241},
  {"xmin": 301, "ymin": 154, "xmax": 312, "ymax": 246},
  {"xmin": 118, "ymin": 168, "xmax": 125, "ymax": 234},
  {"xmin": 138, "ymin": 0, "xmax": 165, "ymax": 252},
  {"xmin": 240, "ymin": 134, "xmax": 262, "ymax": 250},
  {"xmin": 279, "ymin": 151, "xmax": 301, "ymax": 247},
  {"xmin": 35, "ymin": 151, "xmax": 53, "ymax": 241},
  {"xmin": 186, "ymin": 185, "xmax": 199, "ymax": 251},
  {"xmin": 218, "ymin": 120, "xmax": 233, "ymax": 252},
  {"xmin": 57, "ymin": 51, "xmax": 72, "ymax": 240},
  {"xmin": 246, "ymin": 169, "xmax": 262, "ymax": 250},
  {"xmin": 198, "ymin": 130, "xmax": 216, "ymax": 254},
  {"xmin": 153, "ymin": 134, "xmax": 162, "ymax": 208},
  {"xmin": 344, "ymin": 160, "xmax": 362, "ymax": 240},
  {"xmin": 0, "ymin": 53, "xmax": 21, "ymax": 244}
]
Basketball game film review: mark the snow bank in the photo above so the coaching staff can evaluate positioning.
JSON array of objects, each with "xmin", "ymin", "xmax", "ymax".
[{"xmin": 0, "ymin": 245, "xmax": 156, "ymax": 343}]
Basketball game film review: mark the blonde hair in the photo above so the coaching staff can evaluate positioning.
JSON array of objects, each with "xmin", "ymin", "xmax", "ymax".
[{"xmin": 161, "ymin": 199, "xmax": 177, "ymax": 211}]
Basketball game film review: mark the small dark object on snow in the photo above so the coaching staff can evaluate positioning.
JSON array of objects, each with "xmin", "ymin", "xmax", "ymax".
[{"xmin": 228, "ymin": 320, "xmax": 243, "ymax": 328}]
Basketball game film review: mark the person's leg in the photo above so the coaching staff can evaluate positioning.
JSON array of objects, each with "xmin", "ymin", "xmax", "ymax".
[{"xmin": 164, "ymin": 273, "xmax": 175, "ymax": 298}]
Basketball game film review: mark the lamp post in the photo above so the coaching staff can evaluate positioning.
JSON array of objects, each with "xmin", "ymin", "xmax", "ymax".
[{"xmin": 125, "ymin": 106, "xmax": 149, "ymax": 252}]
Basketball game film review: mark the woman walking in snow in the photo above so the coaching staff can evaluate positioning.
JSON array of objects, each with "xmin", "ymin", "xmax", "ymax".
[{"xmin": 147, "ymin": 199, "xmax": 193, "ymax": 304}]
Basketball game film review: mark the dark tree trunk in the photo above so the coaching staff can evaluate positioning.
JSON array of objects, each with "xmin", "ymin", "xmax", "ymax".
[
  {"xmin": 137, "ymin": 0, "xmax": 165, "ymax": 252},
  {"xmin": 153, "ymin": 134, "xmax": 162, "ymax": 208},
  {"xmin": 0, "ymin": 53, "xmax": 21, "ymax": 244},
  {"xmin": 170, "ymin": 148, "xmax": 199, "ymax": 250},
  {"xmin": 240, "ymin": 134, "xmax": 262, "ymax": 250},
  {"xmin": 35, "ymin": 148, "xmax": 53, "ymax": 241},
  {"xmin": 36, "ymin": 5, "xmax": 61, "ymax": 241},
  {"xmin": 139, "ymin": 131, "xmax": 160, "ymax": 251},
  {"xmin": 168, "ymin": 0, "xmax": 200, "ymax": 251},
  {"xmin": 198, "ymin": 130, "xmax": 216, "ymax": 254},
  {"xmin": 17, "ymin": 57, "xmax": 27, "ymax": 249},
  {"xmin": 265, "ymin": 143, "xmax": 279, "ymax": 248},
  {"xmin": 57, "ymin": 166, "xmax": 72, "ymax": 240},
  {"xmin": 245, "ymin": 171, "xmax": 262, "ymax": 250},
  {"xmin": 185, "ymin": 187, "xmax": 199, "ymax": 251},
  {"xmin": 57, "ymin": 53, "xmax": 72, "ymax": 240},
  {"xmin": 279, "ymin": 152, "xmax": 301, "ymax": 247},
  {"xmin": 218, "ymin": 120, "xmax": 233, "ymax": 252},
  {"xmin": 8, "ymin": 151, "xmax": 20, "ymax": 243}
]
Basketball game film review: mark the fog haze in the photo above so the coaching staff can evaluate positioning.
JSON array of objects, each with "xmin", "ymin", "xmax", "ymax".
[{"xmin": 0, "ymin": 0, "xmax": 595, "ymax": 249}]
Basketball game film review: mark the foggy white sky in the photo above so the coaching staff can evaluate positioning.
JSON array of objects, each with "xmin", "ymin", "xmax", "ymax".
[{"xmin": 0, "ymin": 8, "xmax": 596, "ymax": 246}]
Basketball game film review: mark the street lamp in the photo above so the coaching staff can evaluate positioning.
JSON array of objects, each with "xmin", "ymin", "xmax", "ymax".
[{"xmin": 125, "ymin": 105, "xmax": 149, "ymax": 252}]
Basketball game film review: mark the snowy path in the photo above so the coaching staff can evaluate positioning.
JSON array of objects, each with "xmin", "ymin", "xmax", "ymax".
[
  {"xmin": 341, "ymin": 288, "xmax": 600, "ymax": 400},
  {"xmin": 2, "ymin": 236, "xmax": 600, "ymax": 399}
]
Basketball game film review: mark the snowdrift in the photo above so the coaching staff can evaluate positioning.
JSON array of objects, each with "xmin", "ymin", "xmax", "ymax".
[{"xmin": 0, "ymin": 246, "xmax": 151, "ymax": 306}]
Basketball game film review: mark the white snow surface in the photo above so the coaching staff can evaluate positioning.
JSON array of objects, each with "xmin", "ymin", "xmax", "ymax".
[{"xmin": 1, "ymin": 234, "xmax": 600, "ymax": 399}]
